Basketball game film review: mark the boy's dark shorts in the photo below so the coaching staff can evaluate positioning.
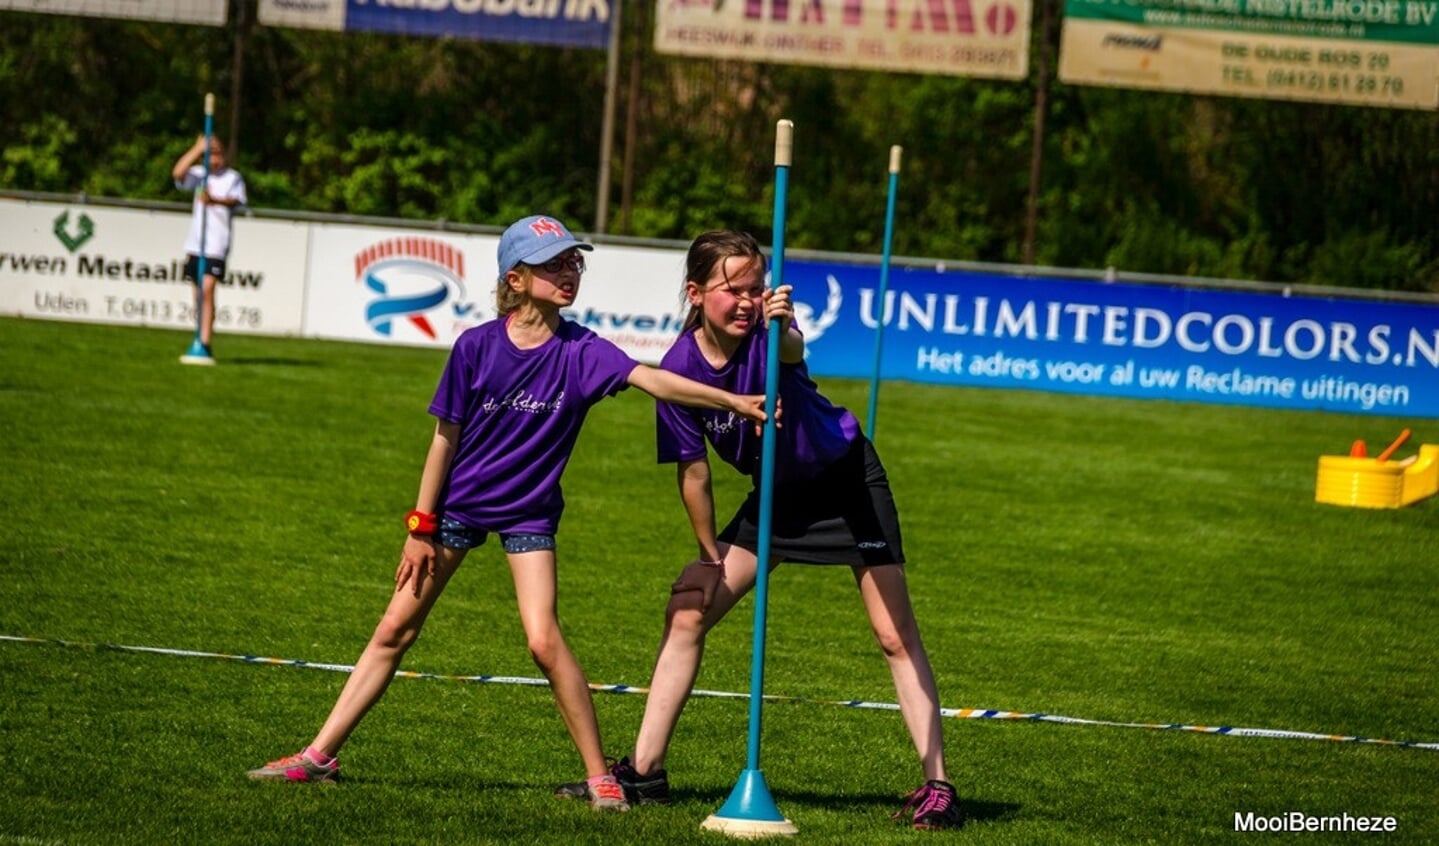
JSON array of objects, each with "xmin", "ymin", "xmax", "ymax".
[{"xmin": 183, "ymin": 254, "xmax": 227, "ymax": 283}]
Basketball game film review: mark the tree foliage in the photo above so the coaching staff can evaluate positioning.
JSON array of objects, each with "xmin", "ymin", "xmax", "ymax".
[{"xmin": 2, "ymin": 4, "xmax": 1437, "ymax": 292}]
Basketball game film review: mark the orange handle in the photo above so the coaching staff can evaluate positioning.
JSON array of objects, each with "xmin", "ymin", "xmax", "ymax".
[{"xmin": 1375, "ymin": 428, "xmax": 1411, "ymax": 463}]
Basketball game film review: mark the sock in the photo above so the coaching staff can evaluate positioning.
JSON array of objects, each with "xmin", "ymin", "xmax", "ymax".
[
  {"xmin": 304, "ymin": 746, "xmax": 336, "ymax": 767},
  {"xmin": 587, "ymin": 774, "xmax": 616, "ymax": 786}
]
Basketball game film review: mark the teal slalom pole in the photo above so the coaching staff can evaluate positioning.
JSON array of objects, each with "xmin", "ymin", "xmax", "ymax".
[
  {"xmin": 181, "ymin": 93, "xmax": 216, "ymax": 365},
  {"xmin": 865, "ymin": 145, "xmax": 902, "ymax": 438},
  {"xmin": 701, "ymin": 119, "xmax": 799, "ymax": 839}
]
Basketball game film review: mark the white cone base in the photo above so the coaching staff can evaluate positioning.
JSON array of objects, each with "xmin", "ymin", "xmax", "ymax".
[
  {"xmin": 179, "ymin": 355, "xmax": 216, "ymax": 366},
  {"xmin": 701, "ymin": 814, "xmax": 798, "ymax": 839}
]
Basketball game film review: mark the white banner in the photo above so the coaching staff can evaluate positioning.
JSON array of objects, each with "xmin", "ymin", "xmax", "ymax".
[
  {"xmin": 302, "ymin": 224, "xmax": 495, "ymax": 348},
  {"xmin": 0, "ymin": 198, "xmax": 731, "ymax": 365},
  {"xmin": 655, "ymin": 0, "xmax": 1032, "ymax": 79},
  {"xmin": 259, "ymin": 0, "xmax": 345, "ymax": 31},
  {"xmin": 0, "ymin": 200, "xmax": 307, "ymax": 336},
  {"xmin": 301, "ymin": 222, "xmax": 690, "ymax": 364},
  {"xmin": 0, "ymin": 0, "xmax": 226, "ymax": 25}
]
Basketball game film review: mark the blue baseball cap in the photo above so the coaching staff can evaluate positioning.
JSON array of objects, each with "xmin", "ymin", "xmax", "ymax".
[{"xmin": 496, "ymin": 215, "xmax": 594, "ymax": 282}]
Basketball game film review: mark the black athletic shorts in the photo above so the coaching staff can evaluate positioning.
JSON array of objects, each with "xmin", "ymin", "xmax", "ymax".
[
  {"xmin": 183, "ymin": 254, "xmax": 227, "ymax": 283},
  {"xmin": 718, "ymin": 435, "xmax": 904, "ymax": 566}
]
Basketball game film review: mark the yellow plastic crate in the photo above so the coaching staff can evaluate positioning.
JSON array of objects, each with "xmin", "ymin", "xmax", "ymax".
[{"xmin": 1315, "ymin": 444, "xmax": 1439, "ymax": 509}]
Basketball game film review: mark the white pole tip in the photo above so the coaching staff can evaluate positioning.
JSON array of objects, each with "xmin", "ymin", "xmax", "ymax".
[
  {"xmin": 204, "ymin": 93, "xmax": 215, "ymax": 115},
  {"xmin": 889, "ymin": 145, "xmax": 903, "ymax": 173},
  {"xmin": 775, "ymin": 120, "xmax": 794, "ymax": 168}
]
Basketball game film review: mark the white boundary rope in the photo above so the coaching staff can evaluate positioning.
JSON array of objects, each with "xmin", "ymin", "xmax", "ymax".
[{"xmin": 4, "ymin": 634, "xmax": 1435, "ymax": 751}]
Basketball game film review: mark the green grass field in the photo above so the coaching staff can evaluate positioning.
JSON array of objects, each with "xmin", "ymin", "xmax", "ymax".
[{"xmin": 1, "ymin": 316, "xmax": 1435, "ymax": 845}]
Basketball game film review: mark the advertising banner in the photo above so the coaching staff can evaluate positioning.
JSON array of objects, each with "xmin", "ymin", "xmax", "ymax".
[
  {"xmin": 300, "ymin": 222, "xmax": 690, "ymax": 362},
  {"xmin": 0, "ymin": 0, "xmax": 226, "ymax": 25},
  {"xmin": 5, "ymin": 197, "xmax": 1435, "ymax": 417},
  {"xmin": 781, "ymin": 260, "xmax": 1439, "ymax": 416},
  {"xmin": 0, "ymin": 200, "xmax": 307, "ymax": 336},
  {"xmin": 1059, "ymin": 0, "xmax": 1439, "ymax": 108},
  {"xmin": 655, "ymin": 0, "xmax": 1032, "ymax": 79},
  {"xmin": 302, "ymin": 224, "xmax": 490, "ymax": 348},
  {"xmin": 258, "ymin": 0, "xmax": 612, "ymax": 48}
]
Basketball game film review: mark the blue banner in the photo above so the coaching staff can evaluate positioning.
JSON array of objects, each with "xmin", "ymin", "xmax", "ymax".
[
  {"xmin": 347, "ymin": 0, "xmax": 609, "ymax": 46},
  {"xmin": 783, "ymin": 260, "xmax": 1439, "ymax": 418}
]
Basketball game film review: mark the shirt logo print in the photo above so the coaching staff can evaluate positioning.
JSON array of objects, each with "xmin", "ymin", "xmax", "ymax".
[
  {"xmin": 483, "ymin": 390, "xmax": 566, "ymax": 415},
  {"xmin": 704, "ymin": 412, "xmax": 740, "ymax": 436}
]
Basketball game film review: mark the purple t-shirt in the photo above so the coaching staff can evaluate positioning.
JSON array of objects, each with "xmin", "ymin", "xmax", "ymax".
[
  {"xmin": 656, "ymin": 323, "xmax": 861, "ymax": 483},
  {"xmin": 429, "ymin": 317, "xmax": 639, "ymax": 534}
]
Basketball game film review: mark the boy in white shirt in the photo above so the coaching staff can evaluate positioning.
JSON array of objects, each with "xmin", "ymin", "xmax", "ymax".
[{"xmin": 172, "ymin": 135, "xmax": 247, "ymax": 361}]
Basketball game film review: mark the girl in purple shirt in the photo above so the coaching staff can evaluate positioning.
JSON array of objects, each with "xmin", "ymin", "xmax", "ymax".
[
  {"xmin": 573, "ymin": 230, "xmax": 959, "ymax": 829},
  {"xmin": 248, "ymin": 216, "xmax": 765, "ymax": 811}
]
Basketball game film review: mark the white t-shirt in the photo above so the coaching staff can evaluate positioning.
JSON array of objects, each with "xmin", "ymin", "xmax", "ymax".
[{"xmin": 177, "ymin": 166, "xmax": 247, "ymax": 260}]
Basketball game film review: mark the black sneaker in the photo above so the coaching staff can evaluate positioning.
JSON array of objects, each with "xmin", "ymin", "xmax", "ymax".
[
  {"xmin": 894, "ymin": 779, "xmax": 961, "ymax": 830},
  {"xmin": 555, "ymin": 756, "xmax": 671, "ymax": 806},
  {"xmin": 611, "ymin": 756, "xmax": 671, "ymax": 805}
]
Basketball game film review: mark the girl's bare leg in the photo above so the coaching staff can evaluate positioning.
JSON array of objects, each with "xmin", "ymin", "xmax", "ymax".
[
  {"xmin": 853, "ymin": 564, "xmax": 948, "ymax": 783},
  {"xmin": 631, "ymin": 544, "xmax": 760, "ymax": 776},
  {"xmin": 310, "ymin": 545, "xmax": 467, "ymax": 756},
  {"xmin": 508, "ymin": 549, "xmax": 611, "ymax": 778},
  {"xmin": 199, "ymin": 273, "xmax": 218, "ymax": 346}
]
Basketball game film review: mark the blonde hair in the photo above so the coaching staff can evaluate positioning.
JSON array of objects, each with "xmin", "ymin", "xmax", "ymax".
[
  {"xmin": 496, "ymin": 265, "xmax": 531, "ymax": 316},
  {"xmin": 681, "ymin": 230, "xmax": 766, "ymax": 330}
]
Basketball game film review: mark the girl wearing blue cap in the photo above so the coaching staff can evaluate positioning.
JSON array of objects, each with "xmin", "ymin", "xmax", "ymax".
[{"xmin": 247, "ymin": 216, "xmax": 767, "ymax": 812}]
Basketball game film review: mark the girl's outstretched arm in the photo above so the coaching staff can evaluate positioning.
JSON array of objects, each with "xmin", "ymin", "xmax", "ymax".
[{"xmin": 626, "ymin": 365, "xmax": 767, "ymax": 422}]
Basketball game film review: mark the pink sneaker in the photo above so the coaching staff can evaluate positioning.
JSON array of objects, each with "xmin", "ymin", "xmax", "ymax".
[
  {"xmin": 586, "ymin": 775, "xmax": 630, "ymax": 812},
  {"xmin": 894, "ymin": 779, "xmax": 960, "ymax": 829},
  {"xmin": 246, "ymin": 750, "xmax": 340, "ymax": 783}
]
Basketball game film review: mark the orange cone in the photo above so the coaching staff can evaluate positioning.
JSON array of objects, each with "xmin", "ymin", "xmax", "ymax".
[{"xmin": 1349, "ymin": 440, "xmax": 1367, "ymax": 457}]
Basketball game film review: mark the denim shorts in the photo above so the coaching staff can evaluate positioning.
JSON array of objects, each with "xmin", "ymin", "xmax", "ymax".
[{"xmin": 437, "ymin": 516, "xmax": 555, "ymax": 554}]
